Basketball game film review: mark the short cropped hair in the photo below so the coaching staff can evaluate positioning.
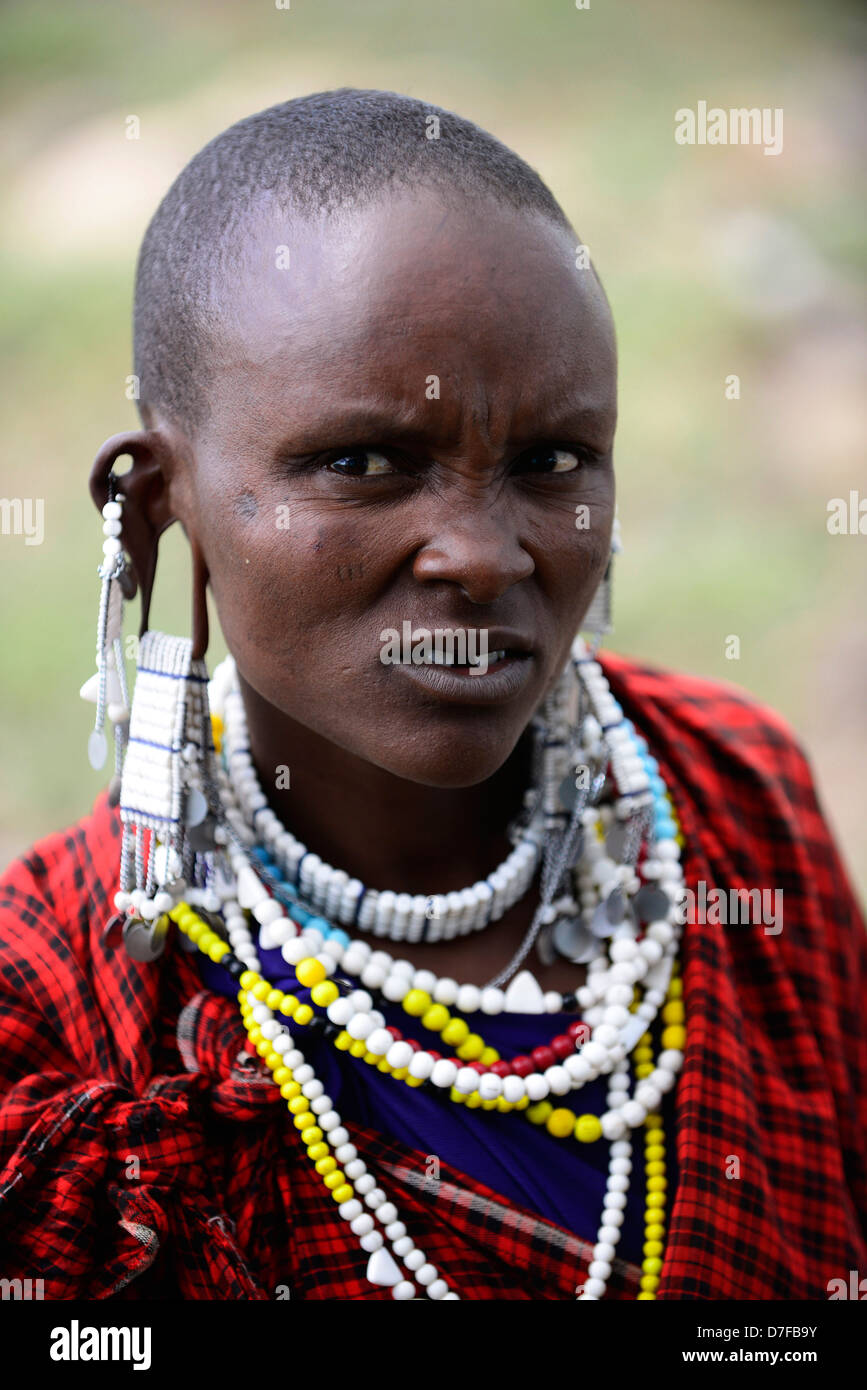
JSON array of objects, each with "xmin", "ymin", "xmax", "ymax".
[{"xmin": 132, "ymin": 88, "xmax": 574, "ymax": 431}]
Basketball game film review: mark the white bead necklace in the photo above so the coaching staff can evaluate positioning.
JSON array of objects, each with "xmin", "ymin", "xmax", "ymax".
[
  {"xmin": 206, "ymin": 789, "xmax": 683, "ymax": 1124},
  {"xmin": 212, "ymin": 637, "xmax": 679, "ymax": 973},
  {"xmin": 214, "ymin": 822, "xmax": 683, "ymax": 1299},
  {"xmin": 131, "ymin": 635, "xmax": 688, "ymax": 1300},
  {"xmin": 174, "ymin": 642, "xmax": 689, "ymax": 1300},
  {"xmin": 236, "ymin": 916, "xmax": 460, "ymax": 1298},
  {"xmin": 202, "ymin": 640, "xmax": 686, "ymax": 1119},
  {"xmin": 209, "ymin": 654, "xmax": 561, "ymax": 944}
]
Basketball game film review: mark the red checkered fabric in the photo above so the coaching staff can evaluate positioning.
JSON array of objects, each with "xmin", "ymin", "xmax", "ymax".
[{"xmin": 0, "ymin": 651, "xmax": 864, "ymax": 1299}]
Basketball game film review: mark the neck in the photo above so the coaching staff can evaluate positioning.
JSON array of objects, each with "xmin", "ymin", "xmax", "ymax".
[{"xmin": 237, "ymin": 677, "xmax": 534, "ymax": 894}]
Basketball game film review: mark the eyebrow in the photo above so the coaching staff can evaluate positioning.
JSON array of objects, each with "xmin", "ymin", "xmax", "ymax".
[{"xmin": 273, "ymin": 396, "xmax": 616, "ymax": 458}]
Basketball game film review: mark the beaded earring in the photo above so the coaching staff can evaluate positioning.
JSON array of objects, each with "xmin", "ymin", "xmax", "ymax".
[
  {"xmin": 497, "ymin": 507, "xmax": 630, "ymax": 986},
  {"xmin": 486, "ymin": 653, "xmax": 600, "ymax": 997},
  {"xmin": 83, "ymin": 473, "xmax": 222, "ymax": 958},
  {"xmin": 507, "ymin": 508, "xmax": 623, "ymax": 981},
  {"xmin": 112, "ymin": 630, "xmax": 223, "ymax": 959},
  {"xmin": 80, "ymin": 474, "xmax": 134, "ymax": 801},
  {"xmin": 581, "ymin": 510, "xmax": 622, "ymax": 653}
]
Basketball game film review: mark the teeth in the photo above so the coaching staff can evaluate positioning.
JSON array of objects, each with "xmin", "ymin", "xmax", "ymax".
[{"xmin": 430, "ymin": 649, "xmax": 507, "ymax": 666}]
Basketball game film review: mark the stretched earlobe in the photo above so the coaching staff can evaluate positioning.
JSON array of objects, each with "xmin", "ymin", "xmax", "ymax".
[
  {"xmin": 89, "ymin": 430, "xmax": 176, "ymax": 639},
  {"xmin": 190, "ymin": 535, "xmax": 210, "ymax": 660}
]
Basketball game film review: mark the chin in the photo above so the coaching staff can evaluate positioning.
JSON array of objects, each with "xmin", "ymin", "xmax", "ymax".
[{"xmin": 365, "ymin": 714, "xmax": 530, "ymax": 789}]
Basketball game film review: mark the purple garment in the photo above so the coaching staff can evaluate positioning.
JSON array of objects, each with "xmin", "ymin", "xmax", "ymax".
[{"xmin": 199, "ymin": 936, "xmax": 677, "ymax": 1265}]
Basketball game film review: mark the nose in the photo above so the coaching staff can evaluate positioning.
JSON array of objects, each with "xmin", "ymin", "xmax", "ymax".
[{"xmin": 411, "ymin": 496, "xmax": 535, "ymax": 605}]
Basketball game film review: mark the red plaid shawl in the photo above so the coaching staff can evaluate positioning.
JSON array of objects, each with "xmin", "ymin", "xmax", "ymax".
[{"xmin": 0, "ymin": 651, "xmax": 865, "ymax": 1300}]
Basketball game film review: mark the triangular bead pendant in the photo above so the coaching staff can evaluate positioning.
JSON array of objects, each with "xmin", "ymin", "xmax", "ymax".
[
  {"xmin": 366, "ymin": 1246, "xmax": 402, "ymax": 1287},
  {"xmin": 80, "ymin": 669, "xmax": 124, "ymax": 706},
  {"xmin": 503, "ymin": 969, "xmax": 546, "ymax": 1014},
  {"xmin": 236, "ymin": 864, "xmax": 266, "ymax": 909}
]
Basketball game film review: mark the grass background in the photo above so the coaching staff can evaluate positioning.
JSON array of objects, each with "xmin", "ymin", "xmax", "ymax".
[{"xmin": 1, "ymin": 0, "xmax": 864, "ymax": 897}]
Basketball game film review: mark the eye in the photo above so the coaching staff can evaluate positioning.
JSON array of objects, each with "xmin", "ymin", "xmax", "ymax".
[
  {"xmin": 325, "ymin": 450, "xmax": 396, "ymax": 477},
  {"xmin": 516, "ymin": 447, "xmax": 585, "ymax": 475}
]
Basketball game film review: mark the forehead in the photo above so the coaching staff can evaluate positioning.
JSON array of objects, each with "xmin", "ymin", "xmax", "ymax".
[{"xmin": 208, "ymin": 188, "xmax": 616, "ymax": 444}]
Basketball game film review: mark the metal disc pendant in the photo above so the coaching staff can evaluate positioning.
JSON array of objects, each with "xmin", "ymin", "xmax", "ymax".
[
  {"xmin": 184, "ymin": 787, "xmax": 208, "ymax": 827},
  {"xmin": 88, "ymin": 729, "xmax": 108, "ymax": 770},
  {"xmin": 557, "ymin": 774, "xmax": 579, "ymax": 812},
  {"xmin": 605, "ymin": 886, "xmax": 627, "ymax": 925},
  {"xmin": 563, "ymin": 827, "xmax": 584, "ymax": 867},
  {"xmin": 590, "ymin": 900, "xmax": 615, "ymax": 939},
  {"xmin": 187, "ymin": 816, "xmax": 218, "ymax": 853},
  {"xmin": 633, "ymin": 884, "xmax": 671, "ymax": 923},
  {"xmin": 100, "ymin": 911, "xmax": 127, "ymax": 943},
  {"xmin": 535, "ymin": 922, "xmax": 557, "ymax": 967},
  {"xmin": 122, "ymin": 915, "xmax": 168, "ymax": 962},
  {"xmin": 552, "ymin": 914, "xmax": 597, "ymax": 963},
  {"xmin": 605, "ymin": 822, "xmax": 629, "ymax": 860}
]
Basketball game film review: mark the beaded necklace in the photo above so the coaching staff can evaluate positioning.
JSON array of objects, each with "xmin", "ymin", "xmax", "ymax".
[
  {"xmin": 114, "ymin": 639, "xmax": 687, "ymax": 1299},
  {"xmin": 170, "ymin": 900, "xmax": 679, "ymax": 1299},
  {"xmin": 92, "ymin": 471, "xmax": 687, "ymax": 1295}
]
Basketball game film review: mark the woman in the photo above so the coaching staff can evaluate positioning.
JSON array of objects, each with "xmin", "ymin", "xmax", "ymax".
[{"xmin": 0, "ymin": 89, "xmax": 864, "ymax": 1301}]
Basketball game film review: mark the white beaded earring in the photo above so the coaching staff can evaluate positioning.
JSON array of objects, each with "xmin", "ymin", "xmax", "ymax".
[
  {"xmin": 581, "ymin": 509, "xmax": 622, "ymax": 653},
  {"xmin": 112, "ymin": 630, "xmax": 222, "ymax": 958},
  {"xmin": 80, "ymin": 474, "xmax": 134, "ymax": 799},
  {"xmin": 83, "ymin": 474, "xmax": 222, "ymax": 958}
]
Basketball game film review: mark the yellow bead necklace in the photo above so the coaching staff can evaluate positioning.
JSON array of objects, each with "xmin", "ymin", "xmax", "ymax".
[{"xmin": 170, "ymin": 902, "xmax": 681, "ymax": 1299}]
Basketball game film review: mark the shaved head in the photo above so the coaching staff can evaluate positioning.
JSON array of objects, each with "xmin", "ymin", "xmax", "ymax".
[{"xmin": 133, "ymin": 88, "xmax": 577, "ymax": 434}]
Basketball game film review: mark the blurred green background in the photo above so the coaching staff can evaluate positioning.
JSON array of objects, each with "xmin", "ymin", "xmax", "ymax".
[{"xmin": 1, "ymin": 0, "xmax": 864, "ymax": 897}]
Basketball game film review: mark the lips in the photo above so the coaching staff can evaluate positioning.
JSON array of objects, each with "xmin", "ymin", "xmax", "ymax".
[
  {"xmin": 393, "ymin": 649, "xmax": 536, "ymax": 705},
  {"xmin": 375, "ymin": 622, "xmax": 539, "ymax": 703}
]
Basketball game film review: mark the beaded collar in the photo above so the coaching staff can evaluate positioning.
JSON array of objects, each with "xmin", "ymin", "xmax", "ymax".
[{"xmin": 110, "ymin": 637, "xmax": 686, "ymax": 1299}]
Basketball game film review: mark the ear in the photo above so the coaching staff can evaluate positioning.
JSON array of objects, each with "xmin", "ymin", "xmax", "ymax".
[{"xmin": 89, "ymin": 430, "xmax": 210, "ymax": 659}]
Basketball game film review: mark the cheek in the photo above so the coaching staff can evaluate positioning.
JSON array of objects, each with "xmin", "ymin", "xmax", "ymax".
[
  {"xmin": 194, "ymin": 458, "xmax": 613, "ymax": 688},
  {"xmin": 199, "ymin": 492, "xmax": 382, "ymax": 663},
  {"xmin": 529, "ymin": 484, "xmax": 614, "ymax": 599},
  {"xmin": 576, "ymin": 500, "xmax": 615, "ymax": 591},
  {"xmin": 525, "ymin": 489, "xmax": 614, "ymax": 681}
]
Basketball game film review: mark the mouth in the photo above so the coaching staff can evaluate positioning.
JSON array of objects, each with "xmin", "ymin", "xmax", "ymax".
[
  {"xmin": 394, "ymin": 649, "xmax": 536, "ymax": 704},
  {"xmin": 428, "ymin": 648, "xmax": 513, "ymax": 670}
]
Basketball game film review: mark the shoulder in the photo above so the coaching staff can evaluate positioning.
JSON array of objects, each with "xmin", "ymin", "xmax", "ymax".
[
  {"xmin": 0, "ymin": 791, "xmax": 120, "ymax": 958},
  {"xmin": 0, "ymin": 793, "xmax": 178, "ymax": 1090},
  {"xmin": 598, "ymin": 647, "xmax": 802, "ymax": 748},
  {"xmin": 597, "ymin": 646, "xmax": 814, "ymax": 795},
  {"xmin": 0, "ymin": 794, "xmax": 124, "ymax": 1090},
  {"xmin": 596, "ymin": 646, "xmax": 861, "ymax": 910},
  {"xmin": 598, "ymin": 647, "xmax": 865, "ymax": 944}
]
